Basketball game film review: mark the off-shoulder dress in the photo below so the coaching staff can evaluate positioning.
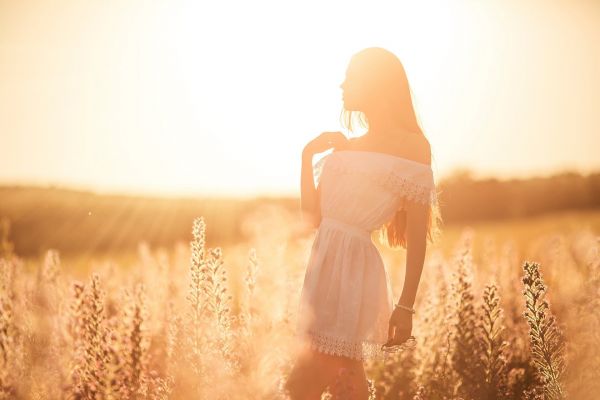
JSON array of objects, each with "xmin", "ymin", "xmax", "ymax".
[{"xmin": 294, "ymin": 149, "xmax": 438, "ymax": 361}]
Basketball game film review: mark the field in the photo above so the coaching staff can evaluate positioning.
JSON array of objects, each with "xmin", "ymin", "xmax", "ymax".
[{"xmin": 0, "ymin": 209, "xmax": 599, "ymax": 399}]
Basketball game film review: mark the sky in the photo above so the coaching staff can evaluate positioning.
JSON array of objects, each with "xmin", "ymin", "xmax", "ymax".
[{"xmin": 1, "ymin": 0, "xmax": 599, "ymax": 198}]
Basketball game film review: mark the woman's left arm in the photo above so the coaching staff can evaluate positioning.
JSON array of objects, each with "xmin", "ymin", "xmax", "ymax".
[{"xmin": 396, "ymin": 201, "xmax": 430, "ymax": 309}]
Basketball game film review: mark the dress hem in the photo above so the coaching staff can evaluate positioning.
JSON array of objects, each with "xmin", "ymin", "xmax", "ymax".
[{"xmin": 295, "ymin": 329, "xmax": 391, "ymax": 362}]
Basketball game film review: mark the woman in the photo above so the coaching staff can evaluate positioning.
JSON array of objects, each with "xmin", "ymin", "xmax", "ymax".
[{"xmin": 284, "ymin": 47, "xmax": 442, "ymax": 399}]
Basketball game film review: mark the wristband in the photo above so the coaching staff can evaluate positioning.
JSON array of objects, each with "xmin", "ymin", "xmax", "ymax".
[{"xmin": 394, "ymin": 303, "xmax": 415, "ymax": 314}]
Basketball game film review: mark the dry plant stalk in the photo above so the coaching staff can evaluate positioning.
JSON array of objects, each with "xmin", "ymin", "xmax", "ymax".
[
  {"xmin": 522, "ymin": 261, "xmax": 566, "ymax": 400},
  {"xmin": 0, "ymin": 213, "xmax": 595, "ymax": 399}
]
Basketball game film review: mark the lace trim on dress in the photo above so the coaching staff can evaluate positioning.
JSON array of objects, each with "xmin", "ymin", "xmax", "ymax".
[
  {"xmin": 299, "ymin": 329, "xmax": 391, "ymax": 362},
  {"xmin": 383, "ymin": 171, "xmax": 437, "ymax": 205},
  {"xmin": 324, "ymin": 155, "xmax": 438, "ymax": 205}
]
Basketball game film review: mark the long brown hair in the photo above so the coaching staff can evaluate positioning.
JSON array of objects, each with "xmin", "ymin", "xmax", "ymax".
[{"xmin": 339, "ymin": 47, "xmax": 443, "ymax": 249}]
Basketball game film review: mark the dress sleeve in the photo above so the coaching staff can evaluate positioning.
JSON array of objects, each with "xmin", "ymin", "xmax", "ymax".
[{"xmin": 387, "ymin": 168, "xmax": 437, "ymax": 207}]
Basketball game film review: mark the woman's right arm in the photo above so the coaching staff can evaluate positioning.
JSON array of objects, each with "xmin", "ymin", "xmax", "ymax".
[
  {"xmin": 300, "ymin": 131, "xmax": 348, "ymax": 230},
  {"xmin": 300, "ymin": 148, "xmax": 321, "ymax": 229}
]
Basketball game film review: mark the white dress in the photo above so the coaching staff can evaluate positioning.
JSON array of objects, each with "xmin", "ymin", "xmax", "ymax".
[{"xmin": 294, "ymin": 149, "xmax": 438, "ymax": 361}]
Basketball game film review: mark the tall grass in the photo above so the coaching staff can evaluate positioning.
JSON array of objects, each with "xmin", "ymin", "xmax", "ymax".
[
  {"xmin": 522, "ymin": 261, "xmax": 566, "ymax": 400},
  {"xmin": 478, "ymin": 283, "xmax": 509, "ymax": 399},
  {"xmin": 0, "ymin": 215, "xmax": 597, "ymax": 399}
]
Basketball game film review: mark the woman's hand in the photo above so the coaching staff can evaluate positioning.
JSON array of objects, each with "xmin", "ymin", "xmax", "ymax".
[
  {"xmin": 384, "ymin": 307, "xmax": 413, "ymax": 348},
  {"xmin": 303, "ymin": 131, "xmax": 349, "ymax": 157}
]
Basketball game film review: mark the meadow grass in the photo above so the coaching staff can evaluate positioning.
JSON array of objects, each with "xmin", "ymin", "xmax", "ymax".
[{"xmin": 0, "ymin": 210, "xmax": 598, "ymax": 399}]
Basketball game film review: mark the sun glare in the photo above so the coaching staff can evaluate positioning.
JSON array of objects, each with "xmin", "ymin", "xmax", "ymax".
[{"xmin": 0, "ymin": 0, "xmax": 598, "ymax": 196}]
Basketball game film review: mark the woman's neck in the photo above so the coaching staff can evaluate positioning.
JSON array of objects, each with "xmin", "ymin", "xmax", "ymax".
[
  {"xmin": 364, "ymin": 126, "xmax": 417, "ymax": 143},
  {"xmin": 364, "ymin": 113, "xmax": 419, "ymax": 140}
]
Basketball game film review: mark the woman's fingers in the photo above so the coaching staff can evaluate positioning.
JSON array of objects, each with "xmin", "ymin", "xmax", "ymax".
[
  {"xmin": 392, "ymin": 328, "xmax": 412, "ymax": 345},
  {"xmin": 387, "ymin": 323, "xmax": 395, "ymax": 343},
  {"xmin": 384, "ymin": 323, "xmax": 409, "ymax": 346}
]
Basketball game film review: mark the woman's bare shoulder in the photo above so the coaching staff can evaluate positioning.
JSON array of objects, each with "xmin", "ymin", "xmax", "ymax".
[{"xmin": 408, "ymin": 136, "xmax": 431, "ymax": 165}]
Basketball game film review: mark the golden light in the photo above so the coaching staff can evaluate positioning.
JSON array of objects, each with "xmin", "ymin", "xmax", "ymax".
[{"xmin": 1, "ymin": 0, "xmax": 598, "ymax": 197}]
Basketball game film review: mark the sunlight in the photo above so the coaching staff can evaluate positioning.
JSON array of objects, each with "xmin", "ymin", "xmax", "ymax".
[
  {"xmin": 0, "ymin": 0, "xmax": 598, "ymax": 196},
  {"xmin": 1, "ymin": 2, "xmax": 599, "ymax": 396},
  {"xmin": 133, "ymin": 0, "xmax": 468, "ymax": 195}
]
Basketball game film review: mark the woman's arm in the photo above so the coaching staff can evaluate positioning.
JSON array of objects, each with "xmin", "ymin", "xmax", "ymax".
[
  {"xmin": 300, "ymin": 149, "xmax": 321, "ymax": 229},
  {"xmin": 384, "ymin": 200, "xmax": 431, "ymax": 347},
  {"xmin": 300, "ymin": 131, "xmax": 348, "ymax": 230},
  {"xmin": 397, "ymin": 201, "xmax": 430, "ymax": 308}
]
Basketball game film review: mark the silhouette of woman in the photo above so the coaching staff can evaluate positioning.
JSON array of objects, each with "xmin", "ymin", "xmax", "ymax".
[{"xmin": 284, "ymin": 47, "xmax": 442, "ymax": 399}]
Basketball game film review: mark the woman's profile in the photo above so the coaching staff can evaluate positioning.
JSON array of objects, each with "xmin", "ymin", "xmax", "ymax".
[{"xmin": 284, "ymin": 47, "xmax": 442, "ymax": 399}]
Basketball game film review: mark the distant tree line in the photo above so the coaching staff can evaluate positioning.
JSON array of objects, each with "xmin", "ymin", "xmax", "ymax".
[
  {"xmin": 0, "ymin": 170, "xmax": 598, "ymax": 256},
  {"xmin": 437, "ymin": 170, "xmax": 600, "ymax": 222}
]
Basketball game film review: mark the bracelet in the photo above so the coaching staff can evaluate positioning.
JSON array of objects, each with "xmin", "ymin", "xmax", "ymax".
[{"xmin": 394, "ymin": 302, "xmax": 416, "ymax": 314}]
